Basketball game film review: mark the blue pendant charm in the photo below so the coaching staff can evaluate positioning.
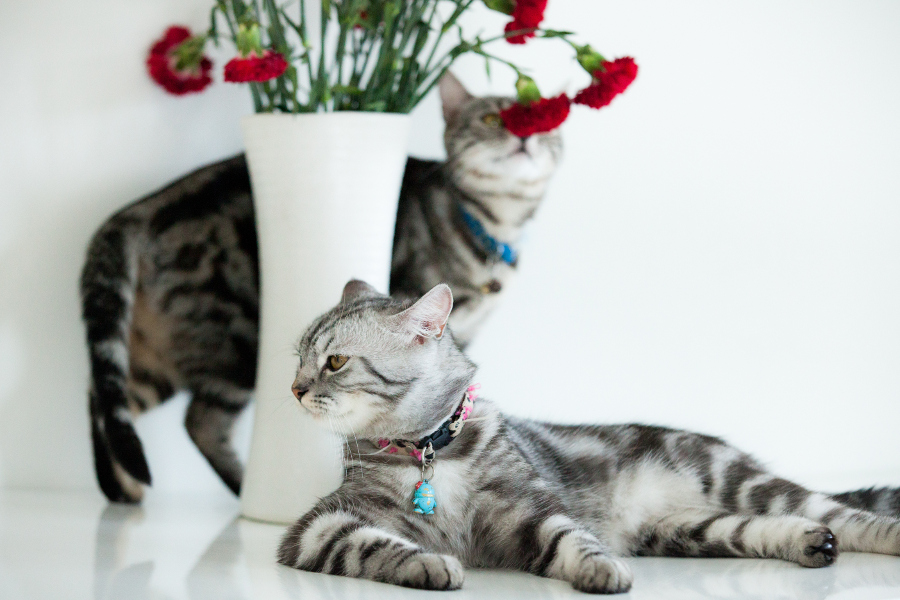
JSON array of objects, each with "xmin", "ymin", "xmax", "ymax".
[{"xmin": 412, "ymin": 480, "xmax": 436, "ymax": 515}]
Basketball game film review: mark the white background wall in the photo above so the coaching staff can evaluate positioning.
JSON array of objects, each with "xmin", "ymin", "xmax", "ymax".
[{"xmin": 1, "ymin": 0, "xmax": 898, "ymax": 501}]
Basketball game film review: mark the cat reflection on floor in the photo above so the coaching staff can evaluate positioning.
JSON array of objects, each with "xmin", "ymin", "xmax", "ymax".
[{"xmin": 89, "ymin": 500, "xmax": 900, "ymax": 600}]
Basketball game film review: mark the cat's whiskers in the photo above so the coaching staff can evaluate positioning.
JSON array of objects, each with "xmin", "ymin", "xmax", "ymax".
[{"xmin": 265, "ymin": 392, "xmax": 300, "ymax": 420}]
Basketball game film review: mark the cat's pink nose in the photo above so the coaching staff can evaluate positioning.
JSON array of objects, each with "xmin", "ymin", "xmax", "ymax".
[{"xmin": 292, "ymin": 386, "xmax": 308, "ymax": 401}]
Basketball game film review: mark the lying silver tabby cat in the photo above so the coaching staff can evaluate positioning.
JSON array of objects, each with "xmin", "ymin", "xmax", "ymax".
[
  {"xmin": 80, "ymin": 73, "xmax": 561, "ymax": 503},
  {"xmin": 278, "ymin": 280, "xmax": 900, "ymax": 593}
]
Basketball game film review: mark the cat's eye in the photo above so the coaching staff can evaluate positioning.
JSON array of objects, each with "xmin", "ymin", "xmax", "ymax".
[
  {"xmin": 481, "ymin": 113, "xmax": 503, "ymax": 128},
  {"xmin": 327, "ymin": 354, "xmax": 349, "ymax": 371}
]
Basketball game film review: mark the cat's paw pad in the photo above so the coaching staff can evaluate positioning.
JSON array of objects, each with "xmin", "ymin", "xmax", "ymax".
[
  {"xmin": 395, "ymin": 553, "xmax": 464, "ymax": 590},
  {"xmin": 799, "ymin": 527, "xmax": 838, "ymax": 568},
  {"xmin": 572, "ymin": 556, "xmax": 633, "ymax": 594}
]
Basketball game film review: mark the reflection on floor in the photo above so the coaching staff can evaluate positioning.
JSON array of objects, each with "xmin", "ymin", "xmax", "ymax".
[{"xmin": 2, "ymin": 490, "xmax": 900, "ymax": 600}]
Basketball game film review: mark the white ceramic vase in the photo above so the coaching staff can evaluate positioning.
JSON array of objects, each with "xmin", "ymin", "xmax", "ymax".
[{"xmin": 239, "ymin": 112, "xmax": 411, "ymax": 524}]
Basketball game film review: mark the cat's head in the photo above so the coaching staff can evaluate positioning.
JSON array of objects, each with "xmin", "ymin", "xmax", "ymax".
[
  {"xmin": 291, "ymin": 280, "xmax": 476, "ymax": 441},
  {"xmin": 440, "ymin": 72, "xmax": 563, "ymax": 186}
]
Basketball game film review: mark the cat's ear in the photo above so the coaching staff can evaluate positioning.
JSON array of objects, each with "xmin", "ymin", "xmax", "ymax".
[
  {"xmin": 341, "ymin": 279, "xmax": 382, "ymax": 304},
  {"xmin": 388, "ymin": 284, "xmax": 453, "ymax": 343},
  {"xmin": 439, "ymin": 71, "xmax": 473, "ymax": 124}
]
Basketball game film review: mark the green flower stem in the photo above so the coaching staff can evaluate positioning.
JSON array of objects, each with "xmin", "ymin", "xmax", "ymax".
[{"xmin": 209, "ymin": 0, "xmax": 600, "ymax": 114}]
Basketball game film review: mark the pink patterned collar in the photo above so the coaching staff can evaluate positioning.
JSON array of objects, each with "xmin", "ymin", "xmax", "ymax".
[{"xmin": 375, "ymin": 384, "xmax": 479, "ymax": 465}]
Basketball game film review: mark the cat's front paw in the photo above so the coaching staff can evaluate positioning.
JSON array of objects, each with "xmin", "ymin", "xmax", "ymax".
[
  {"xmin": 394, "ymin": 553, "xmax": 464, "ymax": 591},
  {"xmin": 798, "ymin": 527, "xmax": 838, "ymax": 568},
  {"xmin": 572, "ymin": 556, "xmax": 633, "ymax": 595}
]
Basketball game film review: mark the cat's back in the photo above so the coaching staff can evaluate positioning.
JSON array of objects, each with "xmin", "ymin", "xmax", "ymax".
[
  {"xmin": 505, "ymin": 417, "xmax": 731, "ymax": 483},
  {"xmin": 105, "ymin": 154, "xmax": 252, "ymax": 237},
  {"xmin": 86, "ymin": 154, "xmax": 257, "ymax": 297}
]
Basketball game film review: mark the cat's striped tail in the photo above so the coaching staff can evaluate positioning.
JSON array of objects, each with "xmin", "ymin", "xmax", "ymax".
[
  {"xmin": 80, "ymin": 217, "xmax": 150, "ymax": 503},
  {"xmin": 830, "ymin": 487, "xmax": 900, "ymax": 518}
]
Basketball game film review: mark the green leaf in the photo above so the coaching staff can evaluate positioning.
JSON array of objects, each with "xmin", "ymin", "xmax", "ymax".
[
  {"xmin": 540, "ymin": 29, "xmax": 575, "ymax": 38},
  {"xmin": 332, "ymin": 84, "xmax": 363, "ymax": 95},
  {"xmin": 482, "ymin": 0, "xmax": 515, "ymax": 15},
  {"xmin": 383, "ymin": 0, "xmax": 400, "ymax": 22}
]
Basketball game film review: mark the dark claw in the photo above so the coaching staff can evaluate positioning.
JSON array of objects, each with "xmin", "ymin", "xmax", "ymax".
[
  {"xmin": 805, "ymin": 540, "xmax": 838, "ymax": 561},
  {"xmin": 803, "ymin": 528, "xmax": 838, "ymax": 564}
]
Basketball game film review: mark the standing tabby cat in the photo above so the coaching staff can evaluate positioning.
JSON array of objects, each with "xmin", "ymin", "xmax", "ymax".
[
  {"xmin": 80, "ymin": 73, "xmax": 562, "ymax": 503},
  {"xmin": 278, "ymin": 279, "xmax": 900, "ymax": 594}
]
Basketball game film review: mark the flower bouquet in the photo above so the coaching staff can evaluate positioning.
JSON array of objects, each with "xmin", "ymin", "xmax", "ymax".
[{"xmin": 148, "ymin": 0, "xmax": 638, "ymax": 135}]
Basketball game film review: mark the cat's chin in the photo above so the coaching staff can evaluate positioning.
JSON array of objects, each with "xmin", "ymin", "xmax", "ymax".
[
  {"xmin": 302, "ymin": 408, "xmax": 327, "ymax": 422},
  {"xmin": 487, "ymin": 153, "xmax": 553, "ymax": 182}
]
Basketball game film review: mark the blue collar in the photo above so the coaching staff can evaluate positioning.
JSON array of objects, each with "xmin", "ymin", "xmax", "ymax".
[{"xmin": 457, "ymin": 204, "xmax": 518, "ymax": 265}]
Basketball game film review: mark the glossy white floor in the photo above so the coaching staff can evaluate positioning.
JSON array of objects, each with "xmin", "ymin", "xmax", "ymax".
[{"xmin": 2, "ymin": 490, "xmax": 899, "ymax": 600}]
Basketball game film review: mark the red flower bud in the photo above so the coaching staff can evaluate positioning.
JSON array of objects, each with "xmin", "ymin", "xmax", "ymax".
[
  {"xmin": 514, "ymin": 74, "xmax": 541, "ymax": 105},
  {"xmin": 499, "ymin": 93, "xmax": 571, "ymax": 137},
  {"xmin": 224, "ymin": 51, "xmax": 289, "ymax": 83},
  {"xmin": 572, "ymin": 57, "xmax": 638, "ymax": 109},
  {"xmin": 146, "ymin": 26, "xmax": 213, "ymax": 96},
  {"xmin": 575, "ymin": 44, "xmax": 606, "ymax": 75}
]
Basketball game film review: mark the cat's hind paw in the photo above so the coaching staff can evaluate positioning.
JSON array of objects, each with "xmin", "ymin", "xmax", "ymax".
[
  {"xmin": 395, "ymin": 553, "xmax": 464, "ymax": 591},
  {"xmin": 572, "ymin": 556, "xmax": 633, "ymax": 594},
  {"xmin": 798, "ymin": 527, "xmax": 838, "ymax": 568}
]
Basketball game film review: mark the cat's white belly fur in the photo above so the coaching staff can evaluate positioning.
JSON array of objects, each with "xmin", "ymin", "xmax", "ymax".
[{"xmin": 601, "ymin": 462, "xmax": 707, "ymax": 554}]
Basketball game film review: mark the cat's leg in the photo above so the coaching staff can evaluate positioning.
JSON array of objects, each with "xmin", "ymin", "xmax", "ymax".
[
  {"xmin": 511, "ymin": 513, "xmax": 633, "ymax": 594},
  {"xmin": 639, "ymin": 508, "xmax": 838, "ymax": 567},
  {"xmin": 800, "ymin": 493, "xmax": 900, "ymax": 556},
  {"xmin": 278, "ymin": 501, "xmax": 464, "ymax": 590},
  {"xmin": 716, "ymin": 464, "xmax": 900, "ymax": 556},
  {"xmin": 184, "ymin": 390, "xmax": 250, "ymax": 496},
  {"xmin": 178, "ymin": 313, "xmax": 257, "ymax": 495},
  {"xmin": 829, "ymin": 486, "xmax": 900, "ymax": 519}
]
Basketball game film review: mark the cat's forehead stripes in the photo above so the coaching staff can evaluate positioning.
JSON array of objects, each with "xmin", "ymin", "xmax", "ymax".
[{"xmin": 299, "ymin": 296, "xmax": 406, "ymax": 355}]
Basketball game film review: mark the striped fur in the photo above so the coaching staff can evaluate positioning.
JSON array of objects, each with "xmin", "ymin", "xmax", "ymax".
[
  {"xmin": 81, "ymin": 157, "xmax": 258, "ymax": 502},
  {"xmin": 278, "ymin": 282, "xmax": 900, "ymax": 593},
  {"xmin": 830, "ymin": 487, "xmax": 900, "ymax": 518},
  {"xmin": 80, "ymin": 73, "xmax": 558, "ymax": 502}
]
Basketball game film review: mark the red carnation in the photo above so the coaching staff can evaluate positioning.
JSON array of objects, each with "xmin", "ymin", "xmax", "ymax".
[
  {"xmin": 499, "ymin": 94, "xmax": 571, "ymax": 137},
  {"xmin": 146, "ymin": 26, "xmax": 213, "ymax": 96},
  {"xmin": 504, "ymin": 0, "xmax": 548, "ymax": 44},
  {"xmin": 223, "ymin": 51, "xmax": 289, "ymax": 83},
  {"xmin": 572, "ymin": 57, "xmax": 638, "ymax": 109}
]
